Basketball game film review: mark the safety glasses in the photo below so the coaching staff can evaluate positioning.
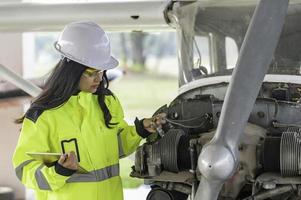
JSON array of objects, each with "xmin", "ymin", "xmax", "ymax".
[{"xmin": 83, "ymin": 68, "xmax": 104, "ymax": 78}]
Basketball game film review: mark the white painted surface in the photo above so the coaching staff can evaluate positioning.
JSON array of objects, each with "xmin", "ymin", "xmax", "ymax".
[
  {"xmin": 179, "ymin": 74, "xmax": 301, "ymax": 95},
  {"xmin": 0, "ymin": 1, "xmax": 169, "ymax": 32}
]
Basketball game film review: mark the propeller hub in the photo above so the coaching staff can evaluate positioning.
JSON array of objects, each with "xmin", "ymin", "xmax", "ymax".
[{"xmin": 198, "ymin": 144, "xmax": 235, "ymax": 181}]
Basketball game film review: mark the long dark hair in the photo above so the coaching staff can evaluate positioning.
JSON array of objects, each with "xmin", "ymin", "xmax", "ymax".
[{"xmin": 15, "ymin": 58, "xmax": 116, "ymax": 128}]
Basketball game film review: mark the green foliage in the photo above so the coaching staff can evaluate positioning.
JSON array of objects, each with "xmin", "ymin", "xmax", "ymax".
[
  {"xmin": 129, "ymin": 63, "xmax": 146, "ymax": 72},
  {"xmin": 110, "ymin": 72, "xmax": 178, "ymax": 119}
]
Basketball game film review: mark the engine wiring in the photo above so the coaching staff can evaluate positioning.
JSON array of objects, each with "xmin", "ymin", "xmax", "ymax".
[{"xmin": 164, "ymin": 113, "xmax": 211, "ymax": 129}]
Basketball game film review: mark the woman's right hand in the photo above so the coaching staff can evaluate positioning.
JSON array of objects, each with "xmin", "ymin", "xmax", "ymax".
[
  {"xmin": 143, "ymin": 113, "xmax": 167, "ymax": 133},
  {"xmin": 58, "ymin": 151, "xmax": 79, "ymax": 170}
]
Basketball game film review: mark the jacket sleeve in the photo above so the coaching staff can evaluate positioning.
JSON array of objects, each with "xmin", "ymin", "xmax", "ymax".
[
  {"xmin": 12, "ymin": 113, "xmax": 69, "ymax": 191},
  {"xmin": 110, "ymin": 96, "xmax": 143, "ymax": 158}
]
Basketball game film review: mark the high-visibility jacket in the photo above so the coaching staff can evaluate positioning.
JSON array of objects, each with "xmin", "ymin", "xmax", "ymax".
[{"xmin": 13, "ymin": 91, "xmax": 142, "ymax": 200}]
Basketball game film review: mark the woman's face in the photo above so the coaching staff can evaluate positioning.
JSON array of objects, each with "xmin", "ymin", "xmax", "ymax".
[{"xmin": 78, "ymin": 68, "xmax": 104, "ymax": 93}]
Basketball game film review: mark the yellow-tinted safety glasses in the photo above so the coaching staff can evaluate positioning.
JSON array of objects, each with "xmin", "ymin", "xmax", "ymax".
[{"xmin": 83, "ymin": 68, "xmax": 104, "ymax": 78}]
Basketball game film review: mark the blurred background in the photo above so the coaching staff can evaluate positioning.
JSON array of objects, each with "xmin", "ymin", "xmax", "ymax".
[{"xmin": 0, "ymin": 1, "xmax": 179, "ymax": 198}]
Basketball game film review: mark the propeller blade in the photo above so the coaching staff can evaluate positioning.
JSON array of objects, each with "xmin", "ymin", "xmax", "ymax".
[
  {"xmin": 195, "ymin": 177, "xmax": 223, "ymax": 200},
  {"xmin": 195, "ymin": 0, "xmax": 289, "ymax": 199}
]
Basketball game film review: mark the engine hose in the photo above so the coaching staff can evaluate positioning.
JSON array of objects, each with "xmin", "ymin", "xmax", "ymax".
[{"xmin": 243, "ymin": 185, "xmax": 295, "ymax": 200}]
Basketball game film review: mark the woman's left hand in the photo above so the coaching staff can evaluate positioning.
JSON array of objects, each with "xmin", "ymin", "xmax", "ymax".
[{"xmin": 143, "ymin": 113, "xmax": 167, "ymax": 133}]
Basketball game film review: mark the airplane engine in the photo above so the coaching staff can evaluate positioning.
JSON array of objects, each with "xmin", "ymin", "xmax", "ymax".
[
  {"xmin": 134, "ymin": 129, "xmax": 192, "ymax": 177},
  {"xmin": 131, "ymin": 91, "xmax": 301, "ymax": 200}
]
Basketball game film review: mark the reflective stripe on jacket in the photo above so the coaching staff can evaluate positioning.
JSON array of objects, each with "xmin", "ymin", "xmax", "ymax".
[{"xmin": 13, "ymin": 91, "xmax": 142, "ymax": 200}]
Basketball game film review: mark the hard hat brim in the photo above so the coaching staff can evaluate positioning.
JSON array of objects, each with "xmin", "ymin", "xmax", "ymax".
[
  {"xmin": 54, "ymin": 42, "xmax": 119, "ymax": 71},
  {"xmin": 99, "ymin": 56, "xmax": 119, "ymax": 71}
]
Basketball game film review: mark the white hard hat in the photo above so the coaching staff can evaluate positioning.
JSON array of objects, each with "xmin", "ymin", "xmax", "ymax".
[{"xmin": 54, "ymin": 21, "xmax": 118, "ymax": 70}]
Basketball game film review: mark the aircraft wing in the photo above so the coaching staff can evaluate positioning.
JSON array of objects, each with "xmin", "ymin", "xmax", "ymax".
[{"xmin": 0, "ymin": 1, "xmax": 170, "ymax": 32}]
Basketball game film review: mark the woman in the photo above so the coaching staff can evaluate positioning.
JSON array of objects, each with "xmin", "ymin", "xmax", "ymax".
[{"xmin": 13, "ymin": 21, "xmax": 165, "ymax": 200}]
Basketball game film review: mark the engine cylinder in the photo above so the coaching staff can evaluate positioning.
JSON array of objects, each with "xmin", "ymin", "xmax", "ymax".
[
  {"xmin": 261, "ymin": 137, "xmax": 281, "ymax": 172},
  {"xmin": 280, "ymin": 128, "xmax": 301, "ymax": 176},
  {"xmin": 157, "ymin": 129, "xmax": 191, "ymax": 172},
  {"xmin": 159, "ymin": 129, "xmax": 184, "ymax": 172},
  {"xmin": 262, "ymin": 128, "xmax": 301, "ymax": 176},
  {"xmin": 140, "ymin": 129, "xmax": 192, "ymax": 177}
]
